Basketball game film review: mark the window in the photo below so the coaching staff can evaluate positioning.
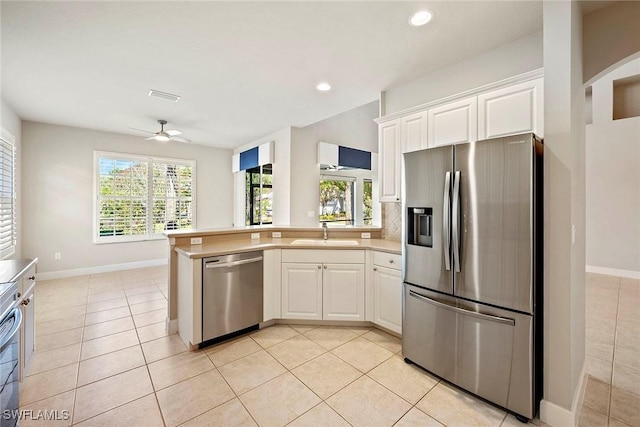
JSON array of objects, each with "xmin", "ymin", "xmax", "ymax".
[
  {"xmin": 95, "ymin": 152, "xmax": 195, "ymax": 243},
  {"xmin": 319, "ymin": 174, "xmax": 373, "ymax": 226},
  {"xmin": 320, "ymin": 176, "xmax": 354, "ymax": 225},
  {"xmin": 0, "ymin": 128, "xmax": 15, "ymax": 259},
  {"xmin": 245, "ymin": 164, "xmax": 272, "ymax": 225},
  {"xmin": 363, "ymin": 179, "xmax": 373, "ymax": 225}
]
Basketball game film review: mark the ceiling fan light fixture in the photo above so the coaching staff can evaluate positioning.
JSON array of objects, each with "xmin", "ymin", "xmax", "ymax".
[
  {"xmin": 148, "ymin": 89, "xmax": 181, "ymax": 102},
  {"xmin": 154, "ymin": 132, "xmax": 171, "ymax": 142},
  {"xmin": 409, "ymin": 10, "xmax": 433, "ymax": 26}
]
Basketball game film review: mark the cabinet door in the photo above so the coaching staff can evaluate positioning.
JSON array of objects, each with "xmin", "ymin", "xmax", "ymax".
[
  {"xmin": 378, "ymin": 120, "xmax": 401, "ymax": 202},
  {"xmin": 373, "ymin": 265, "xmax": 402, "ymax": 334},
  {"xmin": 281, "ymin": 263, "xmax": 322, "ymax": 320},
  {"xmin": 428, "ymin": 97, "xmax": 478, "ymax": 147},
  {"xmin": 401, "ymin": 111, "xmax": 428, "ymax": 153},
  {"xmin": 478, "ymin": 78, "xmax": 544, "ymax": 139},
  {"xmin": 21, "ymin": 289, "xmax": 35, "ymax": 378},
  {"xmin": 322, "ymin": 264, "xmax": 365, "ymax": 321}
]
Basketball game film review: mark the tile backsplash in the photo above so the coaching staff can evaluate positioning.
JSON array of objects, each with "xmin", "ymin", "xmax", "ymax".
[{"xmin": 382, "ymin": 203, "xmax": 402, "ymax": 241}]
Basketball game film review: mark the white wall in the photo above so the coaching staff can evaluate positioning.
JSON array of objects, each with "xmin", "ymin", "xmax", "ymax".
[
  {"xmin": 583, "ymin": 1, "xmax": 640, "ymax": 84},
  {"xmin": 290, "ymin": 101, "xmax": 379, "ymax": 226},
  {"xmin": 22, "ymin": 121, "xmax": 233, "ymax": 274},
  {"xmin": 0, "ymin": 99, "xmax": 23, "ymax": 258},
  {"xmin": 383, "ymin": 32, "xmax": 543, "ymax": 115},
  {"xmin": 540, "ymin": 1, "xmax": 586, "ymax": 424},
  {"xmin": 586, "ymin": 58, "xmax": 640, "ymax": 275},
  {"xmin": 233, "ymin": 127, "xmax": 292, "ymax": 226},
  {"xmin": 233, "ymin": 102, "xmax": 379, "ymax": 227}
]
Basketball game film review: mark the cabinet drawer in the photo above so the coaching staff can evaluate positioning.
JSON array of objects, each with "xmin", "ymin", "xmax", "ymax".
[
  {"xmin": 282, "ymin": 249, "xmax": 364, "ymax": 264},
  {"xmin": 20, "ymin": 265, "xmax": 37, "ymax": 296},
  {"xmin": 373, "ymin": 251, "xmax": 401, "ymax": 270}
]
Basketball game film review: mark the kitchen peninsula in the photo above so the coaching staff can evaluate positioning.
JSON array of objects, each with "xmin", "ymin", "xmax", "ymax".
[{"xmin": 165, "ymin": 226, "xmax": 401, "ymax": 349}]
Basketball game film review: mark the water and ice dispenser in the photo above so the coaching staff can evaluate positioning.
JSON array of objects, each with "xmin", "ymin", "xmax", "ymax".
[{"xmin": 407, "ymin": 207, "xmax": 433, "ymax": 247}]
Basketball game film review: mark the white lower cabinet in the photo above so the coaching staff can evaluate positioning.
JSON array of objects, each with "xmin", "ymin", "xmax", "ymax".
[
  {"xmin": 281, "ymin": 250, "xmax": 366, "ymax": 322},
  {"xmin": 372, "ymin": 252, "xmax": 403, "ymax": 334},
  {"xmin": 281, "ymin": 262, "xmax": 365, "ymax": 321},
  {"xmin": 21, "ymin": 286, "xmax": 35, "ymax": 376},
  {"xmin": 281, "ymin": 263, "xmax": 323, "ymax": 320},
  {"xmin": 323, "ymin": 264, "xmax": 365, "ymax": 321}
]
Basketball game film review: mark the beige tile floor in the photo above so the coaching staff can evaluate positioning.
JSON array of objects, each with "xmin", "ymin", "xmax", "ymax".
[
  {"xmin": 579, "ymin": 273, "xmax": 640, "ymax": 427},
  {"xmin": 25, "ymin": 266, "xmax": 557, "ymax": 426}
]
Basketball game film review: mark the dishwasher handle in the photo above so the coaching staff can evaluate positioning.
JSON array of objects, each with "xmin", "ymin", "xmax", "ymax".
[{"xmin": 205, "ymin": 256, "xmax": 263, "ymax": 269}]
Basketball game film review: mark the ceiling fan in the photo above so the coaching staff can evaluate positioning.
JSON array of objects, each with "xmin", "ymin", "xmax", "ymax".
[{"xmin": 130, "ymin": 119, "xmax": 191, "ymax": 143}]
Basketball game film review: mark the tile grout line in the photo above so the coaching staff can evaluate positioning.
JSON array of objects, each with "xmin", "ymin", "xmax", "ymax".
[{"xmin": 607, "ymin": 276, "xmax": 622, "ymax": 425}]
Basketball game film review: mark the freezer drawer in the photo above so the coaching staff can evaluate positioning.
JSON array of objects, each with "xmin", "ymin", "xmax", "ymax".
[{"xmin": 403, "ymin": 283, "xmax": 534, "ymax": 419}]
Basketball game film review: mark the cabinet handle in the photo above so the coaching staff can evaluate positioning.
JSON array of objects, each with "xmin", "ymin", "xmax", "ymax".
[
  {"xmin": 16, "ymin": 292, "xmax": 21, "ymax": 299},
  {"xmin": 373, "ymin": 268, "xmax": 377, "ymax": 271},
  {"xmin": 28, "ymin": 276, "xmax": 36, "ymax": 281},
  {"xmin": 323, "ymin": 265, "xmax": 327, "ymax": 269},
  {"xmin": 22, "ymin": 298, "xmax": 31, "ymax": 306},
  {"xmin": 317, "ymin": 265, "xmax": 321, "ymax": 269},
  {"xmin": 389, "ymin": 259, "xmax": 394, "ymax": 264}
]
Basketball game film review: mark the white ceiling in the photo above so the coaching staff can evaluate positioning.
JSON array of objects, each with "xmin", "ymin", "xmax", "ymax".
[{"xmin": 1, "ymin": 1, "xmax": 542, "ymax": 149}]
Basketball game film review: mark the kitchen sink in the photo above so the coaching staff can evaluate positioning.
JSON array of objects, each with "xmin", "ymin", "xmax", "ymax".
[{"xmin": 291, "ymin": 239, "xmax": 359, "ymax": 246}]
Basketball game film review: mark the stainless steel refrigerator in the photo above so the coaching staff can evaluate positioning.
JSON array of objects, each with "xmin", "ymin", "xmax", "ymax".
[{"xmin": 402, "ymin": 132, "xmax": 543, "ymax": 421}]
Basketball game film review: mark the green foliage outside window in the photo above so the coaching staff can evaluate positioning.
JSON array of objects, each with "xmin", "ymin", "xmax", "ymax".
[{"xmin": 98, "ymin": 157, "xmax": 193, "ymax": 239}]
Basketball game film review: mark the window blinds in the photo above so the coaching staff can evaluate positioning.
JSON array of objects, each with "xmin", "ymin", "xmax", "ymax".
[
  {"xmin": 95, "ymin": 152, "xmax": 195, "ymax": 243},
  {"xmin": 0, "ymin": 134, "xmax": 15, "ymax": 258}
]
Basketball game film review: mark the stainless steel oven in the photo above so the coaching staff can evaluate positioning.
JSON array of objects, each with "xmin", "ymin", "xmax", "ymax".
[{"xmin": 0, "ymin": 282, "xmax": 21, "ymax": 427}]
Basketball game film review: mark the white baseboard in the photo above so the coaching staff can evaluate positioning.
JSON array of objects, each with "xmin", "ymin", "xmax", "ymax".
[
  {"xmin": 540, "ymin": 361, "xmax": 587, "ymax": 427},
  {"xmin": 37, "ymin": 258, "xmax": 167, "ymax": 281},
  {"xmin": 586, "ymin": 265, "xmax": 640, "ymax": 280}
]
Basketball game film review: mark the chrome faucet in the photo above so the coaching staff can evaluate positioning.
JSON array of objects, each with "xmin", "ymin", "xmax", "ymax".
[{"xmin": 322, "ymin": 222, "xmax": 328, "ymax": 240}]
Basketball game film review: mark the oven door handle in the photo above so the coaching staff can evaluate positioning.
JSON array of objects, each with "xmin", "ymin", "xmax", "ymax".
[{"xmin": 0, "ymin": 308, "xmax": 22, "ymax": 354}]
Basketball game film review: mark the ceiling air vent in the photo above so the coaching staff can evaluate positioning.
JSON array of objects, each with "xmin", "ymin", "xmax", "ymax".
[{"xmin": 148, "ymin": 89, "xmax": 181, "ymax": 102}]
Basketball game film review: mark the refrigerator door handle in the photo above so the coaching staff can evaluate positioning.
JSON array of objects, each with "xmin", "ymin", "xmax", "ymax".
[
  {"xmin": 443, "ymin": 171, "xmax": 451, "ymax": 271},
  {"xmin": 452, "ymin": 170, "xmax": 461, "ymax": 272},
  {"xmin": 408, "ymin": 290, "xmax": 515, "ymax": 326}
]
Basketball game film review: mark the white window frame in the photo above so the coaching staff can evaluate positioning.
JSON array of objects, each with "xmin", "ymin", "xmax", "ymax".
[
  {"xmin": 93, "ymin": 151, "xmax": 196, "ymax": 244},
  {"xmin": 0, "ymin": 127, "xmax": 16, "ymax": 259}
]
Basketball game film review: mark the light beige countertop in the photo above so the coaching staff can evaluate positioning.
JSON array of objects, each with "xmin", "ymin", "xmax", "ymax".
[{"xmin": 175, "ymin": 237, "xmax": 401, "ymax": 259}]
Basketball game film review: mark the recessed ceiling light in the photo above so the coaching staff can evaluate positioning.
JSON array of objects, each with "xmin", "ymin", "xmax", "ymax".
[
  {"xmin": 316, "ymin": 82, "xmax": 332, "ymax": 92},
  {"xmin": 409, "ymin": 10, "xmax": 433, "ymax": 26}
]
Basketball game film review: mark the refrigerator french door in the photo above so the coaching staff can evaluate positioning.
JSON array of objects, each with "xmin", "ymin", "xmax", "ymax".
[{"xmin": 402, "ymin": 133, "xmax": 542, "ymax": 420}]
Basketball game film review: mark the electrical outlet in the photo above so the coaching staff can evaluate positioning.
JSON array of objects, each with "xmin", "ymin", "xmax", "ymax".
[
  {"xmin": 54, "ymin": 252, "xmax": 61, "ymax": 260},
  {"xmin": 361, "ymin": 232, "xmax": 371, "ymax": 239},
  {"xmin": 272, "ymin": 232, "xmax": 282, "ymax": 238},
  {"xmin": 190, "ymin": 237, "xmax": 203, "ymax": 245},
  {"xmin": 251, "ymin": 232, "xmax": 260, "ymax": 240}
]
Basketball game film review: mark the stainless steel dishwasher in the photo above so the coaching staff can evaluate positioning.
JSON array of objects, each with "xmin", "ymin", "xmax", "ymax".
[{"xmin": 202, "ymin": 251, "xmax": 263, "ymax": 343}]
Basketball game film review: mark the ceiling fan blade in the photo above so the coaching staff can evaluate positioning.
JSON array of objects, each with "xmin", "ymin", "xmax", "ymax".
[
  {"xmin": 129, "ymin": 127, "xmax": 155, "ymax": 135},
  {"xmin": 171, "ymin": 136, "xmax": 191, "ymax": 143},
  {"xmin": 166, "ymin": 129, "xmax": 182, "ymax": 136},
  {"xmin": 144, "ymin": 136, "xmax": 158, "ymax": 140}
]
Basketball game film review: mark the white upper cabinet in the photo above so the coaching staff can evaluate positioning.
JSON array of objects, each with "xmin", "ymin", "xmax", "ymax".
[
  {"xmin": 477, "ymin": 78, "xmax": 544, "ymax": 139},
  {"xmin": 401, "ymin": 111, "xmax": 428, "ymax": 153},
  {"xmin": 378, "ymin": 119, "xmax": 401, "ymax": 202},
  {"xmin": 427, "ymin": 96, "xmax": 478, "ymax": 147}
]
